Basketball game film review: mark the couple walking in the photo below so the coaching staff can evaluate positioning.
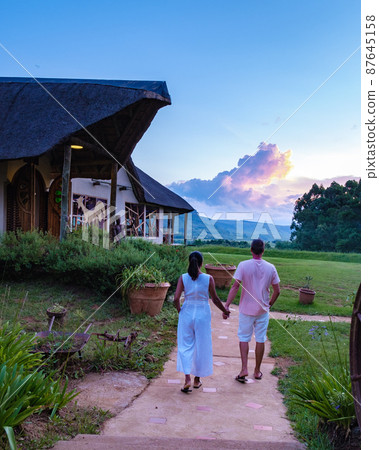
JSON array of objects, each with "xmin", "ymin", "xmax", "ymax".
[{"xmin": 173, "ymin": 239, "xmax": 280, "ymax": 393}]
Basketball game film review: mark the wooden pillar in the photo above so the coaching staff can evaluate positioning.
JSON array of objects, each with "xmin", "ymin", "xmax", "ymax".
[
  {"xmin": 171, "ymin": 213, "xmax": 175, "ymax": 244},
  {"xmin": 30, "ymin": 163, "xmax": 36, "ymax": 230},
  {"xmin": 60, "ymin": 144, "xmax": 72, "ymax": 241},
  {"xmin": 166, "ymin": 212, "xmax": 172, "ymax": 244},
  {"xmin": 110, "ymin": 163, "xmax": 118, "ymax": 214},
  {"xmin": 184, "ymin": 213, "xmax": 188, "ymax": 246},
  {"xmin": 109, "ymin": 162, "xmax": 118, "ymax": 242}
]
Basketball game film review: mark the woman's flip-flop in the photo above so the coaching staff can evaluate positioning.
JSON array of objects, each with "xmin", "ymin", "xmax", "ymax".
[
  {"xmin": 254, "ymin": 371, "xmax": 263, "ymax": 380},
  {"xmin": 235, "ymin": 375, "xmax": 247, "ymax": 383},
  {"xmin": 181, "ymin": 384, "xmax": 192, "ymax": 393},
  {"xmin": 193, "ymin": 382, "xmax": 202, "ymax": 389}
]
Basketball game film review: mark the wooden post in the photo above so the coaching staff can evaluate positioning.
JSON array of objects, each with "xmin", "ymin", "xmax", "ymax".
[
  {"xmin": 166, "ymin": 212, "xmax": 172, "ymax": 244},
  {"xmin": 171, "ymin": 213, "xmax": 175, "ymax": 244},
  {"xmin": 109, "ymin": 162, "xmax": 118, "ymax": 243},
  {"xmin": 184, "ymin": 213, "xmax": 188, "ymax": 246},
  {"xmin": 60, "ymin": 144, "xmax": 72, "ymax": 241},
  {"xmin": 30, "ymin": 163, "xmax": 36, "ymax": 230}
]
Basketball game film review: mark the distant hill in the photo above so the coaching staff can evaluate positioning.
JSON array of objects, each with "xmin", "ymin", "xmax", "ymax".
[{"xmin": 173, "ymin": 211, "xmax": 291, "ymax": 242}]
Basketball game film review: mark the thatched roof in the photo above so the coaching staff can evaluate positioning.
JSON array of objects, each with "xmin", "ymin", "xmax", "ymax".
[
  {"xmin": 0, "ymin": 77, "xmax": 171, "ymax": 178},
  {"xmin": 125, "ymin": 160, "xmax": 193, "ymax": 213}
]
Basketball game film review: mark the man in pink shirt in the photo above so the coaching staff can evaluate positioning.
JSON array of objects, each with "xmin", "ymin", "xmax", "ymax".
[{"xmin": 225, "ymin": 239, "xmax": 280, "ymax": 382}]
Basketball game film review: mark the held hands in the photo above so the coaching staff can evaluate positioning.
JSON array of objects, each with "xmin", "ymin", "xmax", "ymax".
[{"xmin": 222, "ymin": 307, "xmax": 230, "ymax": 320}]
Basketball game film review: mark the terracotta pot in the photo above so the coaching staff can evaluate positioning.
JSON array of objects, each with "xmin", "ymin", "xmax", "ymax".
[
  {"xmin": 46, "ymin": 308, "xmax": 67, "ymax": 326},
  {"xmin": 128, "ymin": 282, "xmax": 171, "ymax": 316},
  {"xmin": 299, "ymin": 288, "xmax": 316, "ymax": 305},
  {"xmin": 204, "ymin": 264, "xmax": 236, "ymax": 289}
]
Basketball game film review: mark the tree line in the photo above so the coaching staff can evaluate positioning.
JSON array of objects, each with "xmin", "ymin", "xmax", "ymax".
[{"xmin": 290, "ymin": 179, "xmax": 361, "ymax": 253}]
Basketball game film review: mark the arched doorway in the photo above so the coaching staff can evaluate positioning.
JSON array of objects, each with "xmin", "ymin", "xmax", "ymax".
[{"xmin": 6, "ymin": 164, "xmax": 47, "ymax": 232}]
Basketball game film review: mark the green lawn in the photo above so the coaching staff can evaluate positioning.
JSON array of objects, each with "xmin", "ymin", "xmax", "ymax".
[
  {"xmin": 197, "ymin": 249, "xmax": 360, "ymax": 316},
  {"xmin": 194, "ymin": 245, "xmax": 361, "ymax": 263}
]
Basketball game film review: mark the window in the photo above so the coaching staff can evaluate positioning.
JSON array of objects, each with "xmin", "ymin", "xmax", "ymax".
[
  {"xmin": 72, "ymin": 194, "xmax": 108, "ymax": 230},
  {"xmin": 125, "ymin": 203, "xmax": 144, "ymax": 237},
  {"xmin": 145, "ymin": 206, "xmax": 159, "ymax": 238}
]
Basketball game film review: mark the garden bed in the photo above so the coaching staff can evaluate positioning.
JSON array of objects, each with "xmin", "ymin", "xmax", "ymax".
[
  {"xmin": 0, "ymin": 278, "xmax": 180, "ymax": 449},
  {"xmin": 268, "ymin": 319, "xmax": 360, "ymax": 449}
]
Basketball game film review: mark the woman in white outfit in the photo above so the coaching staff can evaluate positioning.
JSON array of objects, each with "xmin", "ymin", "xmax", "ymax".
[{"xmin": 174, "ymin": 251, "xmax": 230, "ymax": 393}]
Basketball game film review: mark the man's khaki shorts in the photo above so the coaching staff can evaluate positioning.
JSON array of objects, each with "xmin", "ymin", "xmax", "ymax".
[{"xmin": 238, "ymin": 311, "xmax": 269, "ymax": 343}]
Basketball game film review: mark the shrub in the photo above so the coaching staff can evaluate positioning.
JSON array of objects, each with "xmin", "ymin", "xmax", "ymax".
[
  {"xmin": 0, "ymin": 231, "xmax": 56, "ymax": 273},
  {"xmin": 0, "ymin": 231, "xmax": 189, "ymax": 296},
  {"xmin": 0, "ymin": 322, "xmax": 78, "ymax": 449}
]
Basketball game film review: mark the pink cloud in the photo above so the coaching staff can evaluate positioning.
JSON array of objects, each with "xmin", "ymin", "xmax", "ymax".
[{"xmin": 167, "ymin": 143, "xmax": 359, "ymax": 225}]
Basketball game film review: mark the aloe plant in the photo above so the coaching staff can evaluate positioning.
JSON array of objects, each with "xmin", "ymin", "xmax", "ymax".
[
  {"xmin": 302, "ymin": 275, "xmax": 313, "ymax": 290},
  {"xmin": 0, "ymin": 322, "xmax": 41, "ymax": 369},
  {"xmin": 0, "ymin": 322, "xmax": 78, "ymax": 448}
]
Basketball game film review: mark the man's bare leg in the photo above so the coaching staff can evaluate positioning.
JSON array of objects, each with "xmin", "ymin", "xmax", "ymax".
[
  {"xmin": 238, "ymin": 341, "xmax": 249, "ymax": 377},
  {"xmin": 254, "ymin": 342, "xmax": 265, "ymax": 378}
]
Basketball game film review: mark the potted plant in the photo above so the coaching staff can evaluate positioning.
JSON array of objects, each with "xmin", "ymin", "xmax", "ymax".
[
  {"xmin": 204, "ymin": 263, "xmax": 236, "ymax": 288},
  {"xmin": 46, "ymin": 303, "xmax": 67, "ymax": 325},
  {"xmin": 299, "ymin": 276, "xmax": 316, "ymax": 304},
  {"xmin": 119, "ymin": 266, "xmax": 170, "ymax": 316}
]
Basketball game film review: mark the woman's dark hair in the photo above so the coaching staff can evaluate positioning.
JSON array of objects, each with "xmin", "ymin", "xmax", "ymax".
[
  {"xmin": 188, "ymin": 251, "xmax": 203, "ymax": 281},
  {"xmin": 251, "ymin": 239, "xmax": 265, "ymax": 255}
]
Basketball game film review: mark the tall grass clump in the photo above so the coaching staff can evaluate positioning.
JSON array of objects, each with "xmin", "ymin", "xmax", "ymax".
[
  {"xmin": 289, "ymin": 319, "xmax": 355, "ymax": 439},
  {"xmin": 0, "ymin": 322, "xmax": 77, "ymax": 449}
]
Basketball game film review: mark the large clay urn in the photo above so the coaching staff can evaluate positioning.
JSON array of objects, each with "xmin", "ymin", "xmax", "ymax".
[
  {"xmin": 128, "ymin": 282, "xmax": 171, "ymax": 316},
  {"xmin": 298, "ymin": 288, "xmax": 316, "ymax": 305},
  {"xmin": 204, "ymin": 264, "xmax": 236, "ymax": 289}
]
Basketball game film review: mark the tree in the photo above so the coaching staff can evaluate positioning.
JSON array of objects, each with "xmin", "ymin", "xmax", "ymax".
[{"xmin": 290, "ymin": 180, "xmax": 361, "ymax": 252}]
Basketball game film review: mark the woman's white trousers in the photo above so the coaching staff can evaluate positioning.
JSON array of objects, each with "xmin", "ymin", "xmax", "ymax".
[{"xmin": 177, "ymin": 300, "xmax": 213, "ymax": 377}]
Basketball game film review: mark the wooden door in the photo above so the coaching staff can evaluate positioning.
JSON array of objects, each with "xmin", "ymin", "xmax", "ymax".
[
  {"xmin": 6, "ymin": 164, "xmax": 47, "ymax": 232},
  {"xmin": 48, "ymin": 177, "xmax": 62, "ymax": 237}
]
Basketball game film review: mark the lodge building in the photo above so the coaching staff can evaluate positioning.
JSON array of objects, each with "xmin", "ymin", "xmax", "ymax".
[{"xmin": 0, "ymin": 77, "xmax": 193, "ymax": 244}]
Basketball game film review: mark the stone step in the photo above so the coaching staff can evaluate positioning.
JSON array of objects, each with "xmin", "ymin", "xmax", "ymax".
[{"xmin": 53, "ymin": 434, "xmax": 304, "ymax": 449}]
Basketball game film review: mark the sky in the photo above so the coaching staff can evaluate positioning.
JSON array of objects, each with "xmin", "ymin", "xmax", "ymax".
[{"xmin": 0, "ymin": 0, "xmax": 361, "ymax": 225}]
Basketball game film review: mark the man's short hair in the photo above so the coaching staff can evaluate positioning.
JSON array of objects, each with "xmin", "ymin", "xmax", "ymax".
[{"xmin": 251, "ymin": 239, "xmax": 265, "ymax": 255}]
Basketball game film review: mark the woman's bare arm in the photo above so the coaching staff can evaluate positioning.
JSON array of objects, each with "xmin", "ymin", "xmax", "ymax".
[
  {"xmin": 209, "ymin": 276, "xmax": 230, "ymax": 315},
  {"xmin": 173, "ymin": 275, "xmax": 184, "ymax": 313}
]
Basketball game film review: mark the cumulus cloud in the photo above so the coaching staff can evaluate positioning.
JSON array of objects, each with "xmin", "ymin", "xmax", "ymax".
[
  {"xmin": 169, "ymin": 142, "xmax": 292, "ymax": 201},
  {"xmin": 167, "ymin": 143, "xmax": 359, "ymax": 225}
]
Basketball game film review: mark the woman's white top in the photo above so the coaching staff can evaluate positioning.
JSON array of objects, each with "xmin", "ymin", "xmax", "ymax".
[{"xmin": 182, "ymin": 273, "xmax": 210, "ymax": 302}]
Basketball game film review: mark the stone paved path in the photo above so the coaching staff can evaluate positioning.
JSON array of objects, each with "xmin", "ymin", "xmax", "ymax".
[{"xmin": 54, "ymin": 307, "xmax": 349, "ymax": 448}]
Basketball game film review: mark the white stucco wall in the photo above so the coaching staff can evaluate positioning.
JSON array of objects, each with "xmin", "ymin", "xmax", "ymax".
[{"xmin": 71, "ymin": 169, "xmax": 164, "ymax": 244}]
